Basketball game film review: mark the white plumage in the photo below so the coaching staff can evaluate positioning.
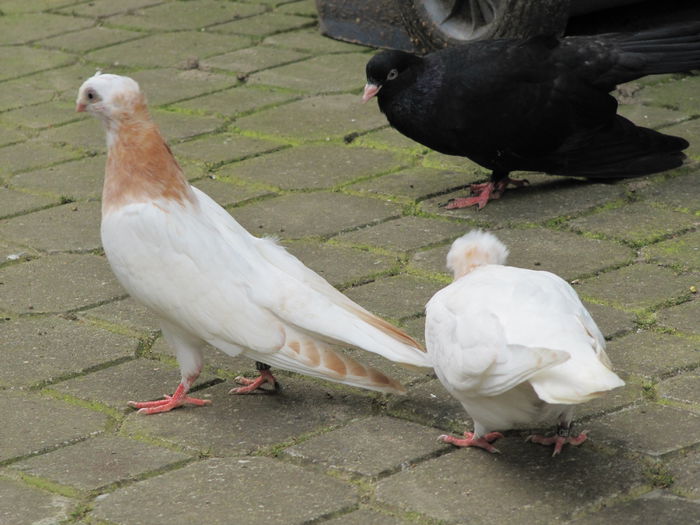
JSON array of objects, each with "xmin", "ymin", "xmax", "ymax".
[
  {"xmin": 426, "ymin": 230, "xmax": 624, "ymax": 454},
  {"xmin": 76, "ymin": 73, "xmax": 430, "ymax": 414}
]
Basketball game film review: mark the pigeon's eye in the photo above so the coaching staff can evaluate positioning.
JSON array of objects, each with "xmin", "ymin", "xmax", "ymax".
[
  {"xmin": 387, "ymin": 69, "xmax": 398, "ymax": 81},
  {"xmin": 87, "ymin": 91, "xmax": 95, "ymax": 100}
]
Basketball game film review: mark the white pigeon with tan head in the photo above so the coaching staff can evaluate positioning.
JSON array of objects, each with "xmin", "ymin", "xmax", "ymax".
[
  {"xmin": 425, "ymin": 230, "xmax": 624, "ymax": 455},
  {"xmin": 77, "ymin": 72, "xmax": 430, "ymax": 414}
]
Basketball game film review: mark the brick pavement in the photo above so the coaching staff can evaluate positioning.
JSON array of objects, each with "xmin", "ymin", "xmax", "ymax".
[{"xmin": 0, "ymin": 1, "xmax": 698, "ymax": 524}]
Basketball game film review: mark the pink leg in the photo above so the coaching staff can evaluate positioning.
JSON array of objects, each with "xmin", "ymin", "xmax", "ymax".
[
  {"xmin": 526, "ymin": 428, "xmax": 588, "ymax": 456},
  {"xmin": 439, "ymin": 431, "xmax": 504, "ymax": 453},
  {"xmin": 128, "ymin": 375, "xmax": 211, "ymax": 415},
  {"xmin": 446, "ymin": 177, "xmax": 529, "ymax": 210},
  {"xmin": 230, "ymin": 369, "xmax": 278, "ymax": 394}
]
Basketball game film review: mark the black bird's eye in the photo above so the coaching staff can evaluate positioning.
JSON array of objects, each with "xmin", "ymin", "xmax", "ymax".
[
  {"xmin": 387, "ymin": 69, "xmax": 398, "ymax": 81},
  {"xmin": 87, "ymin": 91, "xmax": 94, "ymax": 100}
]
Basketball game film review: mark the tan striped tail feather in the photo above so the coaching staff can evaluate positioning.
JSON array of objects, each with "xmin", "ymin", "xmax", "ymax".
[{"xmin": 284, "ymin": 338, "xmax": 406, "ymax": 394}]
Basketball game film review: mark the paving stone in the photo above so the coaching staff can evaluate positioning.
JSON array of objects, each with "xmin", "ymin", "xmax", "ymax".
[
  {"xmin": 78, "ymin": 296, "xmax": 161, "ymax": 335},
  {"xmin": 0, "ymin": 390, "xmax": 108, "ymax": 462},
  {"xmin": 355, "ymin": 127, "xmax": 429, "ymax": 152},
  {"xmin": 569, "ymin": 202, "xmax": 698, "ymax": 246},
  {"xmin": 283, "ymin": 416, "xmax": 448, "ymax": 478},
  {"xmin": 0, "ymin": 240, "xmax": 38, "ymax": 265},
  {"xmin": 2, "ymin": 0, "xmax": 76, "ymax": 13},
  {"xmin": 0, "ymin": 46, "xmax": 74, "ymax": 82},
  {"xmin": 283, "ymin": 239, "xmax": 398, "ymax": 287},
  {"xmin": 665, "ymin": 448, "xmax": 700, "ymax": 500},
  {"xmin": 10, "ymin": 435, "xmax": 190, "ymax": 492},
  {"xmin": 10, "ymin": 155, "xmax": 105, "ymax": 201},
  {"xmin": 656, "ymin": 297, "xmax": 700, "ymax": 336},
  {"xmin": 173, "ymin": 133, "xmax": 281, "ymax": 167},
  {"xmin": 57, "ymin": 0, "xmax": 163, "ymax": 17},
  {"xmin": 410, "ymin": 228, "xmax": 634, "ymax": 282},
  {"xmin": 323, "ymin": 509, "xmax": 411, "ymax": 525},
  {"xmin": 347, "ymin": 166, "xmax": 477, "ymax": 202},
  {"xmin": 215, "ymin": 12, "xmax": 314, "ymax": 36},
  {"xmin": 263, "ymin": 29, "xmax": 362, "ymax": 53},
  {"xmin": 618, "ymin": 103, "xmax": 689, "ymax": 129},
  {"xmin": 0, "ymin": 478, "xmax": 72, "ymax": 525},
  {"xmin": 421, "ymin": 176, "xmax": 626, "ymax": 225},
  {"xmin": 422, "ymin": 149, "xmax": 491, "ymax": 172},
  {"xmin": 92, "ymin": 456, "xmax": 357, "ymax": 525},
  {"xmin": 192, "ymin": 177, "xmax": 275, "ymax": 207},
  {"xmin": 572, "ymin": 491, "xmax": 700, "ymax": 524},
  {"xmin": 642, "ymin": 230, "xmax": 700, "ymax": 272},
  {"xmin": 235, "ymin": 94, "xmax": 387, "ymax": 142},
  {"xmin": 638, "ymin": 169, "xmax": 700, "ymax": 213},
  {"xmin": 231, "ymin": 192, "xmax": 402, "ymax": 238},
  {"xmin": 605, "ymin": 332, "xmax": 700, "ymax": 379},
  {"xmin": 343, "ymin": 275, "xmax": 442, "ymax": 320},
  {"xmin": 336, "ymin": 216, "xmax": 467, "ymax": 253},
  {"xmin": 0, "ymin": 13, "xmax": 92, "ymax": 45},
  {"xmin": 582, "ymin": 301, "xmax": 636, "ymax": 339},
  {"xmin": 0, "ymin": 187, "xmax": 56, "ymax": 219},
  {"xmin": 153, "ymin": 111, "xmax": 226, "ymax": 143},
  {"xmin": 202, "ymin": 46, "xmax": 308, "ymax": 74},
  {"xmin": 0, "ymin": 253, "xmax": 123, "ymax": 314},
  {"xmin": 86, "ymin": 31, "xmax": 251, "ymax": 69},
  {"xmin": 589, "ymin": 403, "xmax": 700, "ymax": 455},
  {"xmin": 51, "ymin": 358, "xmax": 217, "ymax": 412},
  {"xmin": 249, "ymin": 53, "xmax": 368, "ymax": 93},
  {"xmin": 664, "ymin": 118, "xmax": 700, "ymax": 159},
  {"xmin": 174, "ymin": 85, "xmax": 296, "ymax": 117},
  {"xmin": 0, "ymin": 140, "xmax": 80, "ymax": 174},
  {"xmin": 0, "ymin": 201, "xmax": 102, "ymax": 253},
  {"xmin": 39, "ymin": 25, "xmax": 142, "ymax": 53},
  {"xmin": 39, "ymin": 119, "xmax": 107, "ymax": 154},
  {"xmin": 658, "ymin": 372, "xmax": 700, "ymax": 409},
  {"xmin": 128, "ymin": 68, "xmax": 239, "ymax": 107},
  {"xmin": 0, "ymin": 124, "xmax": 26, "ymax": 147},
  {"xmin": 573, "ymin": 381, "xmax": 644, "ymax": 421},
  {"xmin": 276, "ymin": 0, "xmax": 317, "ymax": 16},
  {"xmin": 376, "ymin": 438, "xmax": 647, "ymax": 523},
  {"xmin": 221, "ymin": 144, "xmax": 401, "ymax": 189},
  {"xmin": 0, "ymin": 315, "xmax": 137, "ymax": 389},
  {"xmin": 0, "ymin": 100, "xmax": 86, "ymax": 130},
  {"xmin": 121, "ymin": 380, "xmax": 373, "ymax": 455},
  {"xmin": 639, "ymin": 75, "xmax": 700, "ymax": 116},
  {"xmin": 576, "ymin": 263, "xmax": 693, "ymax": 310}
]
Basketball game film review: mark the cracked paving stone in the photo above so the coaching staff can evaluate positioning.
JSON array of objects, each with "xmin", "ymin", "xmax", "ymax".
[
  {"xmin": 9, "ymin": 436, "xmax": 190, "ymax": 492},
  {"xmin": 336, "ymin": 216, "xmax": 467, "ymax": 253},
  {"xmin": 568, "ymin": 201, "xmax": 698, "ymax": 246},
  {"xmin": 0, "ymin": 187, "xmax": 56, "ymax": 219},
  {"xmin": 0, "ymin": 390, "xmax": 108, "ymax": 462},
  {"xmin": 375, "ymin": 438, "xmax": 646, "ymax": 523},
  {"xmin": 174, "ymin": 85, "xmax": 296, "ymax": 117},
  {"xmin": 173, "ymin": 133, "xmax": 281, "ymax": 167},
  {"xmin": 235, "ymin": 94, "xmax": 387, "ymax": 142},
  {"xmin": 604, "ymin": 331, "xmax": 700, "ymax": 379},
  {"xmin": 249, "ymin": 53, "xmax": 369, "ymax": 93},
  {"xmin": 0, "ymin": 253, "xmax": 124, "ymax": 314},
  {"xmin": 422, "ymin": 176, "xmax": 625, "ymax": 224},
  {"xmin": 0, "ymin": 201, "xmax": 102, "ymax": 253},
  {"xmin": 0, "ymin": 46, "xmax": 74, "ymax": 82},
  {"xmin": 231, "ymin": 192, "xmax": 402, "ymax": 239},
  {"xmin": 656, "ymin": 297, "xmax": 700, "ymax": 336},
  {"xmin": 221, "ymin": 144, "xmax": 401, "ymax": 190},
  {"xmin": 202, "ymin": 46, "xmax": 308, "ymax": 75},
  {"xmin": 642, "ymin": 230, "xmax": 700, "ymax": 272},
  {"xmin": 576, "ymin": 263, "xmax": 694, "ymax": 310},
  {"xmin": 128, "ymin": 68, "xmax": 239, "ymax": 107},
  {"xmin": 343, "ymin": 275, "xmax": 442, "ymax": 320},
  {"xmin": 121, "ymin": 380, "xmax": 373, "ymax": 456},
  {"xmin": 0, "ymin": 316, "xmax": 138, "ymax": 388},
  {"xmin": 86, "ymin": 31, "xmax": 251, "ymax": 69},
  {"xmin": 571, "ymin": 491, "xmax": 700, "ymax": 524},
  {"xmin": 658, "ymin": 372, "xmax": 700, "ymax": 409},
  {"xmin": 92, "ymin": 457, "xmax": 357, "ymax": 525},
  {"xmin": 0, "ymin": 478, "xmax": 72, "ymax": 525},
  {"xmin": 51, "ymin": 358, "xmax": 216, "ymax": 412},
  {"xmin": 283, "ymin": 415, "xmax": 449, "ymax": 478},
  {"xmin": 588, "ymin": 403, "xmax": 700, "ymax": 456},
  {"xmin": 11, "ymin": 155, "xmax": 105, "ymax": 201},
  {"xmin": 283, "ymin": 240, "xmax": 397, "ymax": 287}
]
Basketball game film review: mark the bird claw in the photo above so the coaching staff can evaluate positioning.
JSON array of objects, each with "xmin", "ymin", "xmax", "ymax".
[
  {"xmin": 439, "ymin": 431, "xmax": 503, "ymax": 453},
  {"xmin": 229, "ymin": 369, "xmax": 279, "ymax": 394},
  {"xmin": 526, "ymin": 429, "xmax": 588, "ymax": 456}
]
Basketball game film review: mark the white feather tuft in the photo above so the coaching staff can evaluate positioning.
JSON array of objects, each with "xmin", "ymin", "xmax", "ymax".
[{"xmin": 446, "ymin": 230, "xmax": 509, "ymax": 280}]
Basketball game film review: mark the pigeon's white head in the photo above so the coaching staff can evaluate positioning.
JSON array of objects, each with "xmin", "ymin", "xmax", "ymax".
[
  {"xmin": 447, "ymin": 230, "xmax": 509, "ymax": 280},
  {"xmin": 76, "ymin": 72, "xmax": 145, "ymax": 125}
]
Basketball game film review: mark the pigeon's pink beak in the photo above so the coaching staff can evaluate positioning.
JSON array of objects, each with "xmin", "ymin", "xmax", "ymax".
[
  {"xmin": 76, "ymin": 102, "xmax": 86, "ymax": 113},
  {"xmin": 362, "ymin": 83, "xmax": 380, "ymax": 103}
]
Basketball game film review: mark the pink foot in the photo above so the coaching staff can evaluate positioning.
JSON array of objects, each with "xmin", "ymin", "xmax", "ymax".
[
  {"xmin": 439, "ymin": 431, "xmax": 504, "ymax": 453},
  {"xmin": 446, "ymin": 177, "xmax": 529, "ymax": 209},
  {"xmin": 229, "ymin": 369, "xmax": 278, "ymax": 394},
  {"xmin": 526, "ymin": 430, "xmax": 588, "ymax": 456},
  {"xmin": 128, "ymin": 382, "xmax": 211, "ymax": 415}
]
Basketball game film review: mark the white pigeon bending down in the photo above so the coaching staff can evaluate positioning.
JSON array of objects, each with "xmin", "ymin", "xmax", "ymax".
[
  {"xmin": 425, "ymin": 230, "xmax": 624, "ymax": 455},
  {"xmin": 76, "ymin": 73, "xmax": 431, "ymax": 415}
]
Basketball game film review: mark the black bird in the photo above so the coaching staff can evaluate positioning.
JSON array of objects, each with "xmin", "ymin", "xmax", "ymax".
[{"xmin": 363, "ymin": 24, "xmax": 700, "ymax": 209}]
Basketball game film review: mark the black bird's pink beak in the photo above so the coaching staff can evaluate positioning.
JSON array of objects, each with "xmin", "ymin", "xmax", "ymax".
[{"xmin": 362, "ymin": 83, "xmax": 380, "ymax": 103}]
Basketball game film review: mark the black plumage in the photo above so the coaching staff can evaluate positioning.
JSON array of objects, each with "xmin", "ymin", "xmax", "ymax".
[{"xmin": 363, "ymin": 23, "xmax": 700, "ymax": 208}]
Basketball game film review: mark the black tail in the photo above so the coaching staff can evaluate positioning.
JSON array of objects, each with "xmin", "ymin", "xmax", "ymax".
[
  {"xmin": 597, "ymin": 22, "xmax": 700, "ymax": 87},
  {"xmin": 545, "ymin": 116, "xmax": 688, "ymax": 179}
]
